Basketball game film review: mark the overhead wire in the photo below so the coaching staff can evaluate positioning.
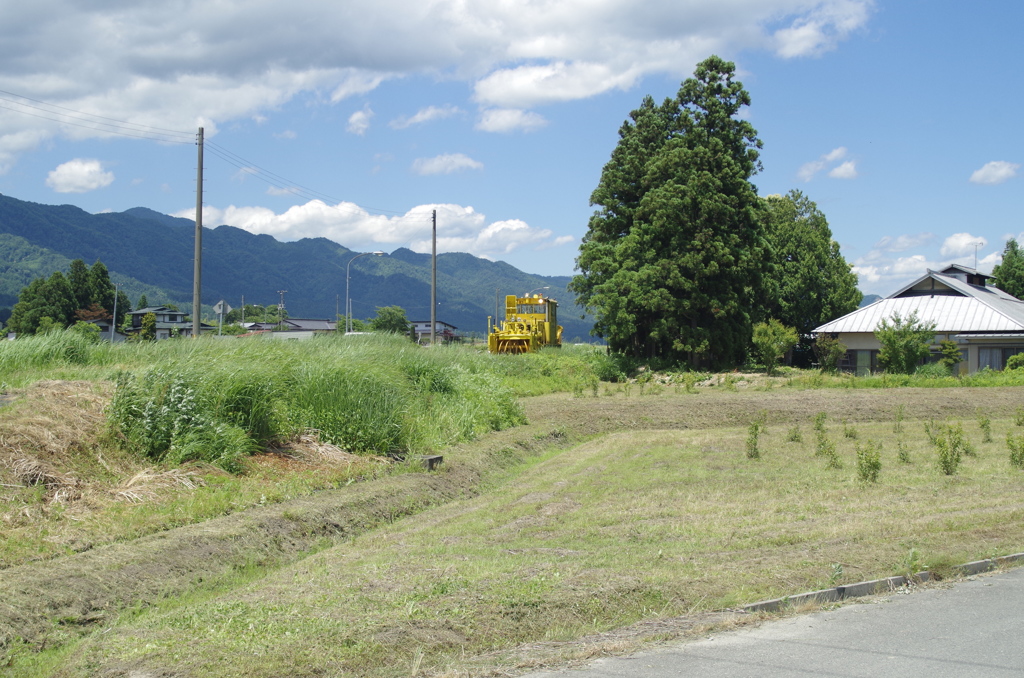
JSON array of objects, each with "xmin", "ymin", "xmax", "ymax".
[
  {"xmin": 0, "ymin": 90, "xmax": 194, "ymax": 144},
  {"xmin": 1, "ymin": 86, "xmax": 430, "ymax": 221}
]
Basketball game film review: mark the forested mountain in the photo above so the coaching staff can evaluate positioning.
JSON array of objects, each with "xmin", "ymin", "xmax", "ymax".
[{"xmin": 0, "ymin": 194, "xmax": 592, "ymax": 339}]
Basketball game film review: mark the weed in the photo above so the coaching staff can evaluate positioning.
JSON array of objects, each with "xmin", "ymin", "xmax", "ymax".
[
  {"xmin": 827, "ymin": 562, "xmax": 844, "ymax": 587},
  {"xmin": 813, "ymin": 411, "xmax": 828, "ymax": 433},
  {"xmin": 897, "ymin": 437, "xmax": 911, "ymax": 464},
  {"xmin": 816, "ymin": 432, "xmax": 841, "ymax": 468},
  {"xmin": 746, "ymin": 421, "xmax": 761, "ymax": 459},
  {"xmin": 923, "ymin": 419, "xmax": 939, "ymax": 445},
  {"xmin": 893, "ymin": 404, "xmax": 905, "ymax": 434},
  {"xmin": 904, "ymin": 548, "xmax": 927, "ymax": 576},
  {"xmin": 935, "ymin": 433, "xmax": 960, "ymax": 476},
  {"xmin": 843, "ymin": 420, "xmax": 858, "ymax": 439},
  {"xmin": 856, "ymin": 440, "xmax": 881, "ymax": 482},
  {"xmin": 1016, "ymin": 407, "xmax": 1024, "ymax": 427},
  {"xmin": 1008, "ymin": 432, "xmax": 1024, "ymax": 470},
  {"xmin": 978, "ymin": 412, "xmax": 993, "ymax": 443},
  {"xmin": 786, "ymin": 425, "xmax": 803, "ymax": 443},
  {"xmin": 723, "ymin": 374, "xmax": 737, "ymax": 392}
]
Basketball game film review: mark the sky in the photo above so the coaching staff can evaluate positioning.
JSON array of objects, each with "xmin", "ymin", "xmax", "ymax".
[{"xmin": 0, "ymin": 0, "xmax": 1021, "ymax": 297}]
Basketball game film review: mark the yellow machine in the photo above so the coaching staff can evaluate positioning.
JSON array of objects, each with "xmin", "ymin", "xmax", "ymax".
[{"xmin": 488, "ymin": 294, "xmax": 563, "ymax": 354}]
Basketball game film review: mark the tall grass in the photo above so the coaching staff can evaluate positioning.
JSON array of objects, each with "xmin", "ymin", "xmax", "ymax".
[{"xmin": 102, "ymin": 334, "xmax": 536, "ymax": 470}]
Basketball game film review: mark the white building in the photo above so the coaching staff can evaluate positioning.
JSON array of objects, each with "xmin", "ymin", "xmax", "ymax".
[{"xmin": 813, "ymin": 265, "xmax": 1024, "ymax": 374}]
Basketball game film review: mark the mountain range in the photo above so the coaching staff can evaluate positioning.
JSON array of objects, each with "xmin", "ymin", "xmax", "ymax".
[{"xmin": 0, "ymin": 193, "xmax": 594, "ymax": 339}]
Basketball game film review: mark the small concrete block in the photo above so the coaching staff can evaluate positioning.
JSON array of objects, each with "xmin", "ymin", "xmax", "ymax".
[
  {"xmin": 416, "ymin": 454, "xmax": 444, "ymax": 470},
  {"xmin": 837, "ymin": 578, "xmax": 895, "ymax": 599},
  {"xmin": 743, "ymin": 588, "xmax": 839, "ymax": 613},
  {"xmin": 994, "ymin": 553, "xmax": 1024, "ymax": 567},
  {"xmin": 915, "ymin": 571, "xmax": 932, "ymax": 582},
  {"xmin": 958, "ymin": 559, "xmax": 995, "ymax": 576}
]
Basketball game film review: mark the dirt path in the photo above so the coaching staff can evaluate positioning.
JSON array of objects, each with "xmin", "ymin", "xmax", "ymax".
[{"xmin": 2, "ymin": 385, "xmax": 1021, "ymax": 652}]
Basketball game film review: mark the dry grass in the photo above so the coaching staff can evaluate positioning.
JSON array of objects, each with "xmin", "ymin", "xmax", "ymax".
[{"xmin": 38, "ymin": 388, "xmax": 1024, "ymax": 678}]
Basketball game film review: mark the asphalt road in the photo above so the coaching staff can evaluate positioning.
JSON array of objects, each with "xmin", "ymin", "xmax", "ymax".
[{"xmin": 526, "ymin": 567, "xmax": 1024, "ymax": 678}]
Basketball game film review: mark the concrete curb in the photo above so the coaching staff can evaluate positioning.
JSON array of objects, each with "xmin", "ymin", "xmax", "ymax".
[{"xmin": 743, "ymin": 551, "xmax": 1024, "ymax": 613}]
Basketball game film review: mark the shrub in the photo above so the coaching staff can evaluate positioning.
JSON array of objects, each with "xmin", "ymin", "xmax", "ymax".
[
  {"xmin": 1008, "ymin": 433, "xmax": 1024, "ymax": 470},
  {"xmin": 938, "ymin": 340, "xmax": 963, "ymax": 374},
  {"xmin": 856, "ymin": 440, "xmax": 881, "ymax": 482},
  {"xmin": 752, "ymin": 320, "xmax": 799, "ymax": 376},
  {"xmin": 1006, "ymin": 353, "xmax": 1024, "ymax": 371},
  {"xmin": 875, "ymin": 310, "xmax": 935, "ymax": 374},
  {"xmin": 814, "ymin": 334, "xmax": 847, "ymax": 374}
]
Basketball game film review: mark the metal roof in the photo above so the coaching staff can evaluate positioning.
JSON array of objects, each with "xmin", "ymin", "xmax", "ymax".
[{"xmin": 814, "ymin": 271, "xmax": 1024, "ymax": 334}]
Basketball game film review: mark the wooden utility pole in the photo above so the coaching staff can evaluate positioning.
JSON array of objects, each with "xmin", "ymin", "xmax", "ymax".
[
  {"xmin": 192, "ymin": 127, "xmax": 204, "ymax": 338},
  {"xmin": 430, "ymin": 209, "xmax": 436, "ymax": 344}
]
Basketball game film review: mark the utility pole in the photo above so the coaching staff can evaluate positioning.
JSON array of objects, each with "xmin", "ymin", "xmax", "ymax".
[
  {"xmin": 192, "ymin": 127, "xmax": 203, "ymax": 338},
  {"xmin": 431, "ymin": 209, "xmax": 437, "ymax": 345},
  {"xmin": 277, "ymin": 290, "xmax": 286, "ymax": 329}
]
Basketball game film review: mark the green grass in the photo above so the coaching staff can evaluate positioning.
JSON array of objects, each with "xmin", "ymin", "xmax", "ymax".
[{"xmin": 30, "ymin": 412, "xmax": 1024, "ymax": 678}]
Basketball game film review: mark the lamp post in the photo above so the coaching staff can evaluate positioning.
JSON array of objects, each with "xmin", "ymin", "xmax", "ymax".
[
  {"xmin": 527, "ymin": 286, "xmax": 550, "ymax": 297},
  {"xmin": 110, "ymin": 283, "xmax": 119, "ymax": 342},
  {"xmin": 346, "ymin": 251, "xmax": 385, "ymax": 333}
]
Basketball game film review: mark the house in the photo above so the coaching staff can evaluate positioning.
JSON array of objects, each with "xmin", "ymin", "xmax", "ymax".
[
  {"xmin": 126, "ymin": 306, "xmax": 211, "ymax": 339},
  {"xmin": 240, "ymin": 318, "xmax": 336, "ymax": 340},
  {"xmin": 411, "ymin": 320, "xmax": 458, "ymax": 344},
  {"xmin": 813, "ymin": 265, "xmax": 1024, "ymax": 374}
]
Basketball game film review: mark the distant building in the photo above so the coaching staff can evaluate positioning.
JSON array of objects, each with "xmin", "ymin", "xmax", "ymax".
[
  {"xmin": 411, "ymin": 320, "xmax": 458, "ymax": 344},
  {"xmin": 813, "ymin": 265, "xmax": 1024, "ymax": 374},
  {"xmin": 126, "ymin": 306, "xmax": 212, "ymax": 339}
]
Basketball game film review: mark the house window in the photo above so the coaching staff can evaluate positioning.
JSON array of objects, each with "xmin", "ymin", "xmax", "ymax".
[{"xmin": 978, "ymin": 347, "xmax": 1024, "ymax": 371}]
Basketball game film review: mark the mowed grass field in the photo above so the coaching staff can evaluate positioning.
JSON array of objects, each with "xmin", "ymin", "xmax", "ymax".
[{"xmin": 13, "ymin": 386, "xmax": 1024, "ymax": 678}]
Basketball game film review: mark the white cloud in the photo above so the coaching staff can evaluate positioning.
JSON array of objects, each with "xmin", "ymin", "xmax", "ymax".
[
  {"xmin": 389, "ymin": 105, "xmax": 461, "ymax": 129},
  {"xmin": 870, "ymin": 233, "xmax": 934, "ymax": 254},
  {"xmin": 45, "ymin": 158, "xmax": 114, "ymax": 193},
  {"xmin": 969, "ymin": 160, "xmax": 1019, "ymax": 185},
  {"xmin": 798, "ymin": 146, "xmax": 847, "ymax": 181},
  {"xmin": 274, "ymin": 130, "xmax": 297, "ymax": 140},
  {"xmin": 0, "ymin": 1, "xmax": 874, "ymax": 168},
  {"xmin": 774, "ymin": 0, "xmax": 873, "ymax": 58},
  {"xmin": 475, "ymin": 109, "xmax": 548, "ymax": 133},
  {"xmin": 174, "ymin": 200, "xmax": 569, "ymax": 260},
  {"xmin": 412, "ymin": 153, "xmax": 483, "ymax": 176},
  {"xmin": 347, "ymin": 105, "xmax": 373, "ymax": 135},
  {"xmin": 828, "ymin": 159, "xmax": 857, "ymax": 179},
  {"xmin": 940, "ymin": 233, "xmax": 987, "ymax": 258}
]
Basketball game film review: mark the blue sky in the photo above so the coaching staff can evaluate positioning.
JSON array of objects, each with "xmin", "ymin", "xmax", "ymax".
[{"xmin": 0, "ymin": 0, "xmax": 1020, "ymax": 296}]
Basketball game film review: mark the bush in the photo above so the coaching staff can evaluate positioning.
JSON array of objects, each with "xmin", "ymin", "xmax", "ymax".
[
  {"xmin": 1006, "ymin": 353, "xmax": 1024, "ymax": 371},
  {"xmin": 814, "ymin": 334, "xmax": 847, "ymax": 374},
  {"xmin": 751, "ymin": 320, "xmax": 799, "ymax": 376},
  {"xmin": 875, "ymin": 311, "xmax": 935, "ymax": 374},
  {"xmin": 856, "ymin": 440, "xmax": 881, "ymax": 482}
]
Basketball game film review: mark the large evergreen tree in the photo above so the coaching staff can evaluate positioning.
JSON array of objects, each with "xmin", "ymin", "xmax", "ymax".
[
  {"xmin": 7, "ymin": 271, "xmax": 77, "ymax": 334},
  {"xmin": 992, "ymin": 238, "xmax": 1024, "ymax": 299},
  {"xmin": 762, "ymin": 190, "xmax": 861, "ymax": 336},
  {"xmin": 68, "ymin": 259, "xmax": 92, "ymax": 312},
  {"xmin": 571, "ymin": 55, "xmax": 769, "ymax": 367}
]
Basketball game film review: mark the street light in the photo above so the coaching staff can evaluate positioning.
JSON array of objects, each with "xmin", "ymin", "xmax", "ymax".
[
  {"xmin": 346, "ymin": 251, "xmax": 385, "ymax": 333},
  {"xmin": 527, "ymin": 286, "xmax": 550, "ymax": 297}
]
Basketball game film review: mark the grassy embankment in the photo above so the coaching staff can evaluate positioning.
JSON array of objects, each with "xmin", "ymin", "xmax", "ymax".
[
  {"xmin": 13, "ymin": 395, "xmax": 1024, "ymax": 677},
  {"xmin": 0, "ymin": 332, "xmax": 609, "ymax": 569}
]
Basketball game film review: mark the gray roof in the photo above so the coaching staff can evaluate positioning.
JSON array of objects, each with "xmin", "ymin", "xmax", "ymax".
[{"xmin": 815, "ymin": 270, "xmax": 1024, "ymax": 334}]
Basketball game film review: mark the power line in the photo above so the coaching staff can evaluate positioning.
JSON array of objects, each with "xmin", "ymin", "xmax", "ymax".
[{"xmin": 0, "ymin": 86, "xmax": 432, "ymax": 221}]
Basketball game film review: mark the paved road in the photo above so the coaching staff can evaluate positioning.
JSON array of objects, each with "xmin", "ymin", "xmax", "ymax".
[{"xmin": 526, "ymin": 567, "xmax": 1024, "ymax": 678}]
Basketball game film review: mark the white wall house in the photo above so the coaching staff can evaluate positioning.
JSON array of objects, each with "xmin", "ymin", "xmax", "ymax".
[{"xmin": 813, "ymin": 265, "xmax": 1024, "ymax": 375}]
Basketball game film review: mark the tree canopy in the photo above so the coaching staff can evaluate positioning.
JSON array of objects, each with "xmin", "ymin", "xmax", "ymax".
[
  {"xmin": 6, "ymin": 259, "xmax": 128, "ymax": 335},
  {"xmin": 991, "ymin": 238, "xmax": 1024, "ymax": 299},
  {"xmin": 875, "ymin": 310, "xmax": 935, "ymax": 374},
  {"xmin": 369, "ymin": 306, "xmax": 410, "ymax": 334},
  {"xmin": 762, "ymin": 190, "xmax": 861, "ymax": 336},
  {"xmin": 571, "ymin": 55, "xmax": 770, "ymax": 368}
]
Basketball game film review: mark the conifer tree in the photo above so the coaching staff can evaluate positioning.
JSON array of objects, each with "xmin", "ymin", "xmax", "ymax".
[
  {"xmin": 571, "ymin": 55, "xmax": 769, "ymax": 368},
  {"xmin": 992, "ymin": 238, "xmax": 1024, "ymax": 299}
]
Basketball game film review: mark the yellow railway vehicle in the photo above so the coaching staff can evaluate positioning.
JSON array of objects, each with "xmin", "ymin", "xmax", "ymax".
[{"xmin": 488, "ymin": 294, "xmax": 563, "ymax": 354}]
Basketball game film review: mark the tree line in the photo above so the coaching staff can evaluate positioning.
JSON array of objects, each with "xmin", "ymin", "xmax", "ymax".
[
  {"xmin": 6, "ymin": 259, "xmax": 133, "ymax": 336},
  {"xmin": 570, "ymin": 55, "xmax": 862, "ymax": 370}
]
